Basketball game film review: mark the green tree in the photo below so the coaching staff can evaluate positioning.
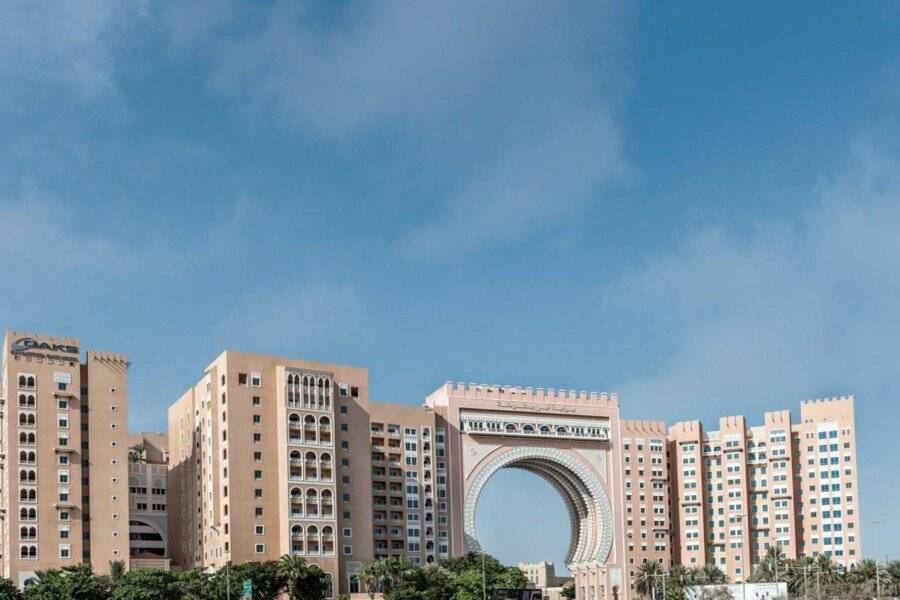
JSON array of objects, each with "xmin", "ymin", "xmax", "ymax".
[
  {"xmin": 23, "ymin": 565, "xmax": 109, "ymax": 600},
  {"xmin": 886, "ymin": 560, "xmax": 900, "ymax": 596},
  {"xmin": 277, "ymin": 555, "xmax": 328, "ymax": 600},
  {"xmin": 110, "ymin": 568, "xmax": 181, "ymax": 600},
  {"xmin": 0, "ymin": 577, "xmax": 22, "ymax": 600},
  {"xmin": 667, "ymin": 565, "xmax": 688, "ymax": 590},
  {"xmin": 108, "ymin": 561, "xmax": 127, "ymax": 587},
  {"xmin": 227, "ymin": 561, "xmax": 284, "ymax": 600},
  {"xmin": 633, "ymin": 561, "xmax": 662, "ymax": 598},
  {"xmin": 560, "ymin": 583, "xmax": 576, "ymax": 600},
  {"xmin": 751, "ymin": 546, "xmax": 787, "ymax": 583},
  {"xmin": 172, "ymin": 568, "xmax": 211, "ymax": 600}
]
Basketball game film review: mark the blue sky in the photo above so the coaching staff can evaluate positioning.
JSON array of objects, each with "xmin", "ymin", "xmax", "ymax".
[{"xmin": 3, "ymin": 1, "xmax": 900, "ymax": 566}]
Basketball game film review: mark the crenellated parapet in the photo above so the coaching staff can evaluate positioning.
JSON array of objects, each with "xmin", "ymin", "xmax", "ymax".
[{"xmin": 428, "ymin": 381, "xmax": 618, "ymax": 406}]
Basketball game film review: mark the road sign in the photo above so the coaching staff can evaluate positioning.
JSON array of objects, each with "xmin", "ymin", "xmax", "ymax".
[{"xmin": 242, "ymin": 578, "xmax": 253, "ymax": 599}]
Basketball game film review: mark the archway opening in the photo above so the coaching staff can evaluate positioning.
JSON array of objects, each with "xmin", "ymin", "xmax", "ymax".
[{"xmin": 476, "ymin": 467, "xmax": 572, "ymax": 575}]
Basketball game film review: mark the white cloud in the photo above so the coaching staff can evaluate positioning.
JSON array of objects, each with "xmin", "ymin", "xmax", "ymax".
[
  {"xmin": 177, "ymin": 0, "xmax": 632, "ymax": 259},
  {"xmin": 0, "ymin": 185, "xmax": 226, "ymax": 318},
  {"xmin": 0, "ymin": 0, "xmax": 147, "ymax": 101},
  {"xmin": 616, "ymin": 143, "xmax": 900, "ymax": 417}
]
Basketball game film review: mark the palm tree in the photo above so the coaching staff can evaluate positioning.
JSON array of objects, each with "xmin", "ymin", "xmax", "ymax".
[
  {"xmin": 885, "ymin": 560, "xmax": 900, "ymax": 597},
  {"xmin": 751, "ymin": 546, "xmax": 786, "ymax": 583},
  {"xmin": 701, "ymin": 564, "xmax": 726, "ymax": 584},
  {"xmin": 684, "ymin": 567, "xmax": 703, "ymax": 587},
  {"xmin": 634, "ymin": 561, "xmax": 663, "ymax": 598},
  {"xmin": 668, "ymin": 565, "xmax": 687, "ymax": 590},
  {"xmin": 108, "ymin": 560, "xmax": 126, "ymax": 585},
  {"xmin": 814, "ymin": 554, "xmax": 840, "ymax": 587},
  {"xmin": 359, "ymin": 562, "xmax": 385, "ymax": 600}
]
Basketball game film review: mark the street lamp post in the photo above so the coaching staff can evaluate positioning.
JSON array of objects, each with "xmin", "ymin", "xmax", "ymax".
[
  {"xmin": 210, "ymin": 524, "xmax": 230, "ymax": 600},
  {"xmin": 482, "ymin": 552, "xmax": 487, "ymax": 600}
]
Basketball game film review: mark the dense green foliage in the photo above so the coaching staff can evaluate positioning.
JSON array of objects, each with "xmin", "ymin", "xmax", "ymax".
[
  {"xmin": 357, "ymin": 553, "xmax": 528, "ymax": 600},
  {"xmin": 0, "ymin": 550, "xmax": 897, "ymax": 600},
  {"xmin": 0, "ymin": 555, "xmax": 327, "ymax": 600},
  {"xmin": 632, "ymin": 547, "xmax": 900, "ymax": 600}
]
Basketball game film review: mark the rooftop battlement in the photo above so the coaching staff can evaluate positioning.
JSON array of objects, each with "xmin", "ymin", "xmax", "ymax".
[{"xmin": 434, "ymin": 381, "xmax": 619, "ymax": 406}]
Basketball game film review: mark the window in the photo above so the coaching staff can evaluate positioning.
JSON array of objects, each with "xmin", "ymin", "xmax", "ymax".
[
  {"xmin": 255, "ymin": 544, "xmax": 265, "ymax": 554},
  {"xmin": 255, "ymin": 507, "xmax": 263, "ymax": 517},
  {"xmin": 253, "ymin": 433, "xmax": 262, "ymax": 443},
  {"xmin": 58, "ymin": 398, "xmax": 68, "ymax": 410},
  {"xmin": 255, "ymin": 489, "xmax": 263, "ymax": 499},
  {"xmin": 58, "ymin": 415, "xmax": 69, "ymax": 428},
  {"xmin": 343, "ymin": 528, "xmax": 352, "ymax": 537},
  {"xmin": 343, "ymin": 545, "xmax": 353, "ymax": 555},
  {"xmin": 59, "ymin": 545, "xmax": 71, "ymax": 559},
  {"xmin": 252, "ymin": 396, "xmax": 261, "ymax": 406},
  {"xmin": 255, "ymin": 525, "xmax": 265, "ymax": 535},
  {"xmin": 251, "ymin": 373, "xmax": 261, "ymax": 387},
  {"xmin": 238, "ymin": 373, "xmax": 248, "ymax": 386}
]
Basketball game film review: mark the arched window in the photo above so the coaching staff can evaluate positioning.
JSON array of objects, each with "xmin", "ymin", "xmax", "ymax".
[
  {"xmin": 290, "ymin": 487, "xmax": 301, "ymax": 499},
  {"xmin": 324, "ymin": 573, "xmax": 334, "ymax": 599},
  {"xmin": 540, "ymin": 425, "xmax": 551, "ymax": 434},
  {"xmin": 556, "ymin": 426, "xmax": 568, "ymax": 435},
  {"xmin": 349, "ymin": 575, "xmax": 360, "ymax": 594},
  {"xmin": 20, "ymin": 546, "xmax": 29, "ymax": 558},
  {"xmin": 305, "ymin": 451, "xmax": 317, "ymax": 461},
  {"xmin": 320, "ymin": 453, "xmax": 332, "ymax": 463},
  {"xmin": 19, "ymin": 375, "xmax": 27, "ymax": 387},
  {"xmin": 319, "ymin": 416, "xmax": 330, "ymax": 426},
  {"xmin": 289, "ymin": 413, "xmax": 301, "ymax": 424},
  {"xmin": 26, "ymin": 376, "xmax": 35, "ymax": 387},
  {"xmin": 304, "ymin": 414, "xmax": 316, "ymax": 424},
  {"xmin": 505, "ymin": 423, "xmax": 518, "ymax": 432},
  {"xmin": 523, "ymin": 425, "xmax": 535, "ymax": 433},
  {"xmin": 18, "ymin": 394, "xmax": 26, "ymax": 406},
  {"xmin": 290, "ymin": 450, "xmax": 301, "ymax": 461}
]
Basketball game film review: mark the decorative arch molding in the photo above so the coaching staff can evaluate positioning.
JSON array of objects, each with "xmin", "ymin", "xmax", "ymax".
[{"xmin": 463, "ymin": 446, "xmax": 613, "ymax": 568}]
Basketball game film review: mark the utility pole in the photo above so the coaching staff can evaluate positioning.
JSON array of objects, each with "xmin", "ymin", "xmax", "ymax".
[
  {"xmin": 802, "ymin": 564, "xmax": 809, "ymax": 600},
  {"xmin": 869, "ymin": 521, "xmax": 881, "ymax": 600}
]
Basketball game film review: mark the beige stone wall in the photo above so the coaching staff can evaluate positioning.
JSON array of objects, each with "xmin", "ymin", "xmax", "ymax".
[
  {"xmin": 0, "ymin": 331, "xmax": 131, "ymax": 585},
  {"xmin": 619, "ymin": 420, "xmax": 670, "ymax": 589},
  {"xmin": 667, "ymin": 396, "xmax": 861, "ymax": 582}
]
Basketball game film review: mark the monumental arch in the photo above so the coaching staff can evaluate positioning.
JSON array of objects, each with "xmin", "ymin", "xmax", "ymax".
[{"xmin": 425, "ymin": 383, "xmax": 629, "ymax": 600}]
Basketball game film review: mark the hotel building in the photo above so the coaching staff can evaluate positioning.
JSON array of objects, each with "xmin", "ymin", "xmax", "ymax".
[
  {"xmin": 667, "ymin": 397, "xmax": 860, "ymax": 582},
  {"xmin": 0, "ymin": 332, "xmax": 131, "ymax": 587},
  {"xmin": 167, "ymin": 349, "xmax": 862, "ymax": 600},
  {"xmin": 127, "ymin": 432, "xmax": 170, "ymax": 569},
  {"xmin": 0, "ymin": 332, "xmax": 861, "ymax": 598}
]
